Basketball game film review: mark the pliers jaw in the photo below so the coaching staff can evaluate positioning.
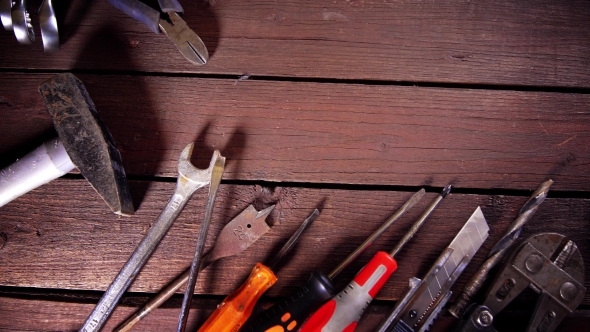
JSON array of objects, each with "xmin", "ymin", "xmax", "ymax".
[
  {"xmin": 159, "ymin": 12, "xmax": 209, "ymax": 65},
  {"xmin": 108, "ymin": 0, "xmax": 209, "ymax": 66}
]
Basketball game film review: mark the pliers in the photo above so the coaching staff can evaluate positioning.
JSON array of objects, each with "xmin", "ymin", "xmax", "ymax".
[
  {"xmin": 453, "ymin": 233, "xmax": 586, "ymax": 332},
  {"xmin": 109, "ymin": 0, "xmax": 209, "ymax": 65}
]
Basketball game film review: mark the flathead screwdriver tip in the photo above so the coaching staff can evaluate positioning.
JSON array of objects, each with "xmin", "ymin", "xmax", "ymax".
[
  {"xmin": 408, "ymin": 188, "xmax": 426, "ymax": 204},
  {"xmin": 388, "ymin": 186, "xmax": 449, "ymax": 258}
]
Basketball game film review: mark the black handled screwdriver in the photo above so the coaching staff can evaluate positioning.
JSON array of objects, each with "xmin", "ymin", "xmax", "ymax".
[{"xmin": 240, "ymin": 189, "xmax": 430, "ymax": 332}]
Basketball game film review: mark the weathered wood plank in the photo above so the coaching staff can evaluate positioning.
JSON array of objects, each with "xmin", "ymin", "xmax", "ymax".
[
  {"xmin": 0, "ymin": 297, "xmax": 587, "ymax": 331},
  {"xmin": 0, "ymin": 179, "xmax": 589, "ymax": 305},
  {"xmin": 0, "ymin": 0, "xmax": 589, "ymax": 87},
  {"xmin": 0, "ymin": 296, "xmax": 210, "ymax": 332},
  {"xmin": 1, "ymin": 73, "xmax": 589, "ymax": 190}
]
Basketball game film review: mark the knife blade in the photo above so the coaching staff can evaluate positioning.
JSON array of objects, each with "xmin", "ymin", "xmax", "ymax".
[{"xmin": 377, "ymin": 207, "xmax": 490, "ymax": 332}]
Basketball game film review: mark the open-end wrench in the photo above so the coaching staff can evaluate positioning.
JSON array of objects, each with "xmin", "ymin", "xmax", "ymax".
[
  {"xmin": 81, "ymin": 143, "xmax": 224, "ymax": 332},
  {"xmin": 114, "ymin": 205, "xmax": 276, "ymax": 332}
]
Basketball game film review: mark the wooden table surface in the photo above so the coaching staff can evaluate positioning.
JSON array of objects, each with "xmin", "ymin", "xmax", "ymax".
[{"xmin": 1, "ymin": 1, "xmax": 589, "ymax": 331}]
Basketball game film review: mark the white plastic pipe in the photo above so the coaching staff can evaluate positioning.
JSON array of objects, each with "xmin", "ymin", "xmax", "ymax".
[{"xmin": 0, "ymin": 137, "xmax": 75, "ymax": 207}]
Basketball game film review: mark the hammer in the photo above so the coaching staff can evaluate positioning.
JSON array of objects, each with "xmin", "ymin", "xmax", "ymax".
[{"xmin": 0, "ymin": 73, "xmax": 134, "ymax": 216}]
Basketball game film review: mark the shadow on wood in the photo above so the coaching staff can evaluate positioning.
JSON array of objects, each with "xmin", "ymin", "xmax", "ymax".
[{"xmin": 72, "ymin": 26, "xmax": 163, "ymax": 209}]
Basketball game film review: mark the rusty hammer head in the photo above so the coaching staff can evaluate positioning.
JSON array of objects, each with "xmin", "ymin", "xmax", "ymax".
[{"xmin": 38, "ymin": 73, "xmax": 134, "ymax": 216}]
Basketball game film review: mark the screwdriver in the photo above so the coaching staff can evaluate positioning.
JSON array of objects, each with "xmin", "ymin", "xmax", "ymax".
[
  {"xmin": 241, "ymin": 189, "xmax": 427, "ymax": 332},
  {"xmin": 197, "ymin": 208, "xmax": 321, "ymax": 332},
  {"xmin": 299, "ymin": 185, "xmax": 451, "ymax": 332},
  {"xmin": 114, "ymin": 205, "xmax": 276, "ymax": 332}
]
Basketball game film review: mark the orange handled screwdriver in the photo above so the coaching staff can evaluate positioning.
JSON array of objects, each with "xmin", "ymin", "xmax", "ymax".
[
  {"xmin": 241, "ymin": 189, "xmax": 426, "ymax": 332},
  {"xmin": 198, "ymin": 208, "xmax": 321, "ymax": 332}
]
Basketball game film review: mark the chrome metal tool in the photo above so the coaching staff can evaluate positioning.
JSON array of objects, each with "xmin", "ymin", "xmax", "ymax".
[
  {"xmin": 108, "ymin": 0, "xmax": 209, "ymax": 65},
  {"xmin": 80, "ymin": 145, "xmax": 224, "ymax": 332},
  {"xmin": 114, "ymin": 205, "xmax": 275, "ymax": 332},
  {"xmin": 453, "ymin": 233, "xmax": 585, "ymax": 332},
  {"xmin": 38, "ymin": 0, "xmax": 59, "ymax": 51},
  {"xmin": 178, "ymin": 150, "xmax": 225, "ymax": 332},
  {"xmin": 376, "ymin": 207, "xmax": 490, "ymax": 332},
  {"xmin": 2, "ymin": 0, "xmax": 59, "ymax": 51},
  {"xmin": 448, "ymin": 180, "xmax": 553, "ymax": 319}
]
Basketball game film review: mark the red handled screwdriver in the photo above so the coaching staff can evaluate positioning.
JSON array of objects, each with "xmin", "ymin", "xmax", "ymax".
[
  {"xmin": 299, "ymin": 185, "xmax": 451, "ymax": 332},
  {"xmin": 241, "ymin": 189, "xmax": 426, "ymax": 332}
]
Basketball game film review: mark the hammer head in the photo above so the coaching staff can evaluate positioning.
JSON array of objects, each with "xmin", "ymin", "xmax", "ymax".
[{"xmin": 39, "ymin": 73, "xmax": 134, "ymax": 216}]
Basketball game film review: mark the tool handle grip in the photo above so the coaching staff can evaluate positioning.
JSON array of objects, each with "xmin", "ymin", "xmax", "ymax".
[
  {"xmin": 241, "ymin": 270, "xmax": 336, "ymax": 332},
  {"xmin": 108, "ymin": 0, "xmax": 161, "ymax": 34},
  {"xmin": 300, "ymin": 252, "xmax": 398, "ymax": 332},
  {"xmin": 0, "ymin": 138, "xmax": 74, "ymax": 209},
  {"xmin": 198, "ymin": 263, "xmax": 277, "ymax": 332}
]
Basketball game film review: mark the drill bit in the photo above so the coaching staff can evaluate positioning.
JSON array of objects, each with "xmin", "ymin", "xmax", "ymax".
[{"xmin": 448, "ymin": 179, "xmax": 553, "ymax": 318}]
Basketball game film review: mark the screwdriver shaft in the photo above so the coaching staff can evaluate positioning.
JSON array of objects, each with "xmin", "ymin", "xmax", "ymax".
[
  {"xmin": 115, "ymin": 205, "xmax": 274, "ymax": 332},
  {"xmin": 115, "ymin": 259, "xmax": 210, "ymax": 332},
  {"xmin": 197, "ymin": 209, "xmax": 320, "ymax": 332},
  {"xmin": 389, "ymin": 185, "xmax": 451, "ymax": 257},
  {"xmin": 177, "ymin": 156, "xmax": 225, "ymax": 332},
  {"xmin": 300, "ymin": 187, "xmax": 449, "ymax": 332},
  {"xmin": 267, "ymin": 209, "xmax": 320, "ymax": 269},
  {"xmin": 327, "ymin": 189, "xmax": 425, "ymax": 280}
]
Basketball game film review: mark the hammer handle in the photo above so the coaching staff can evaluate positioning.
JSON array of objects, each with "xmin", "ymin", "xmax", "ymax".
[{"xmin": 0, "ymin": 138, "xmax": 74, "ymax": 208}]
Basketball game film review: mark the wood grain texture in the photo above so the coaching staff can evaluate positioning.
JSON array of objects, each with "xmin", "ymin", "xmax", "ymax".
[
  {"xmin": 0, "ymin": 296, "xmax": 210, "ymax": 332},
  {"xmin": 0, "ymin": 179, "xmax": 589, "ymax": 305},
  {"xmin": 1, "ymin": 1, "xmax": 589, "ymax": 330},
  {"xmin": 0, "ymin": 0, "xmax": 589, "ymax": 87},
  {"xmin": 1, "ymin": 73, "xmax": 589, "ymax": 190},
  {"xmin": 0, "ymin": 297, "xmax": 588, "ymax": 332}
]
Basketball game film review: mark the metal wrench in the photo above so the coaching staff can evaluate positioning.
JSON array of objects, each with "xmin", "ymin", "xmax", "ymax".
[
  {"xmin": 114, "ymin": 205, "xmax": 275, "ymax": 332},
  {"xmin": 80, "ymin": 143, "xmax": 223, "ymax": 332},
  {"xmin": 11, "ymin": 0, "xmax": 34, "ymax": 44}
]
